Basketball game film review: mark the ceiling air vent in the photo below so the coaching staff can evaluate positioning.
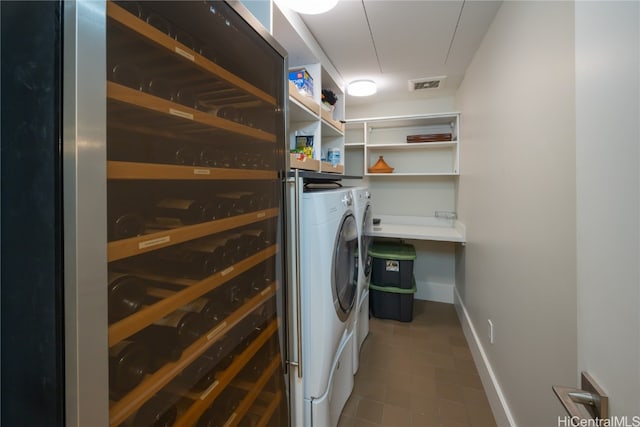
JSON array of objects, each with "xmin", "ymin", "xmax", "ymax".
[{"xmin": 408, "ymin": 76, "xmax": 447, "ymax": 92}]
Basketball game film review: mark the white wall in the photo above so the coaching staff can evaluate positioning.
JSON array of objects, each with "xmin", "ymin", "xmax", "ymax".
[
  {"xmin": 454, "ymin": 2, "xmax": 577, "ymax": 425},
  {"xmin": 575, "ymin": 1, "xmax": 640, "ymax": 416}
]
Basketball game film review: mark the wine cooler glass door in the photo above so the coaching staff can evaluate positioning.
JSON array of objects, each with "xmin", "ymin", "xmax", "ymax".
[{"xmin": 104, "ymin": 1, "xmax": 289, "ymax": 426}]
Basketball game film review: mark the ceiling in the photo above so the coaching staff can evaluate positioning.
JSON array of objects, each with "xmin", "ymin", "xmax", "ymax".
[{"xmin": 296, "ymin": 0, "xmax": 501, "ymax": 106}]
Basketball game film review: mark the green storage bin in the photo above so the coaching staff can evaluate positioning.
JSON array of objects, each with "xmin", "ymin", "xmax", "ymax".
[
  {"xmin": 369, "ymin": 242, "xmax": 416, "ymax": 289},
  {"xmin": 369, "ymin": 278, "xmax": 416, "ymax": 322}
]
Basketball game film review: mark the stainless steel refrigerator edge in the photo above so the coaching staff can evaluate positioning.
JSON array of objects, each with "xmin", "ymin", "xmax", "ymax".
[{"xmin": 63, "ymin": 1, "xmax": 109, "ymax": 425}]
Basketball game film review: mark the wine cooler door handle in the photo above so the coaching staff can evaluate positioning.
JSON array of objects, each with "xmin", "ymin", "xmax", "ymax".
[{"xmin": 288, "ymin": 170, "xmax": 303, "ymax": 379}]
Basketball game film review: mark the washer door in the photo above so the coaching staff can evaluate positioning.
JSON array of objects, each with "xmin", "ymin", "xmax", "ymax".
[
  {"xmin": 362, "ymin": 204, "xmax": 374, "ymax": 278},
  {"xmin": 332, "ymin": 213, "xmax": 358, "ymax": 322}
]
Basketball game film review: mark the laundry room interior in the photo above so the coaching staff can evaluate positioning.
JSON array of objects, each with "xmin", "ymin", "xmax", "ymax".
[
  {"xmin": 264, "ymin": 1, "xmax": 637, "ymax": 426},
  {"xmin": 1, "ymin": 1, "xmax": 638, "ymax": 427}
]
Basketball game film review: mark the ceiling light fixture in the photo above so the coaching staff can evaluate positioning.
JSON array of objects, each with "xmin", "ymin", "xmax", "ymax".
[
  {"xmin": 347, "ymin": 79, "xmax": 377, "ymax": 97},
  {"xmin": 279, "ymin": 0, "xmax": 339, "ymax": 15}
]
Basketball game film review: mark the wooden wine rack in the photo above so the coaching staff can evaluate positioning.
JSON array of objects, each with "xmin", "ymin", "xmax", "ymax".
[
  {"xmin": 108, "ymin": 246, "xmax": 278, "ymax": 346},
  {"xmin": 107, "ymin": 82, "xmax": 276, "ymax": 143},
  {"xmin": 108, "ymin": 208, "xmax": 279, "ymax": 262},
  {"xmin": 107, "ymin": 161, "xmax": 277, "ymax": 181},
  {"xmin": 107, "ymin": 1, "xmax": 276, "ymax": 107},
  {"xmin": 110, "ymin": 314, "xmax": 278, "ymax": 426},
  {"xmin": 172, "ymin": 323, "xmax": 279, "ymax": 426},
  {"xmin": 106, "ymin": 1, "xmax": 286, "ymax": 425}
]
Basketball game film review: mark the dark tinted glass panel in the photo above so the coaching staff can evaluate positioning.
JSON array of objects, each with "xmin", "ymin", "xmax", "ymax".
[{"xmin": 106, "ymin": 2, "xmax": 287, "ymax": 425}]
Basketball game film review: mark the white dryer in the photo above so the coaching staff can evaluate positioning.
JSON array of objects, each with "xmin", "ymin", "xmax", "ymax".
[
  {"xmin": 297, "ymin": 187, "xmax": 359, "ymax": 427},
  {"xmin": 351, "ymin": 187, "xmax": 373, "ymax": 374}
]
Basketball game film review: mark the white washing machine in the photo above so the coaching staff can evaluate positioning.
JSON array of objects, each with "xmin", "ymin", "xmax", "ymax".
[
  {"xmin": 351, "ymin": 187, "xmax": 373, "ymax": 374},
  {"xmin": 296, "ymin": 187, "xmax": 359, "ymax": 427}
]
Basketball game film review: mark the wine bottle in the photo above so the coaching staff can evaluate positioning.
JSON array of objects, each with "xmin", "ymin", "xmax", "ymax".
[
  {"xmin": 261, "ymin": 154, "xmax": 274, "ymax": 170},
  {"xmin": 151, "ymin": 198, "xmax": 211, "ymax": 227},
  {"xmin": 215, "ymin": 106, "xmax": 240, "ymax": 123},
  {"xmin": 196, "ymin": 388, "xmax": 244, "ymax": 427},
  {"xmin": 174, "ymin": 27, "xmax": 196, "ymax": 51},
  {"xmin": 154, "ymin": 244, "xmax": 224, "ymax": 279},
  {"xmin": 227, "ymin": 313, "xmax": 262, "ymax": 355},
  {"xmin": 152, "ymin": 143, "xmax": 197, "ymax": 166},
  {"xmin": 108, "ymin": 211, "xmax": 145, "ymax": 241},
  {"xmin": 108, "ymin": 272, "xmax": 147, "ymax": 323},
  {"xmin": 125, "ymin": 391, "xmax": 178, "ymax": 427},
  {"xmin": 107, "ymin": 136, "xmax": 150, "ymax": 163},
  {"xmin": 145, "ymin": 77, "xmax": 176, "ymax": 101},
  {"xmin": 207, "ymin": 196, "xmax": 234, "ymax": 219},
  {"xmin": 113, "ymin": 0, "xmax": 143, "ymax": 18},
  {"xmin": 197, "ymin": 146, "xmax": 216, "ymax": 167},
  {"xmin": 143, "ymin": 286, "xmax": 227, "ymax": 334},
  {"xmin": 175, "ymin": 86, "xmax": 200, "ymax": 110},
  {"xmin": 235, "ymin": 270, "xmax": 263, "ymax": 300},
  {"xmin": 207, "ymin": 334, "xmax": 235, "ymax": 373},
  {"xmin": 238, "ymin": 412, "xmax": 261, "ymax": 427},
  {"xmin": 131, "ymin": 311, "xmax": 205, "ymax": 371},
  {"xmin": 241, "ymin": 108, "xmax": 275, "ymax": 133},
  {"xmin": 109, "ymin": 340, "xmax": 149, "ymax": 400},
  {"xmin": 173, "ymin": 354, "xmax": 217, "ymax": 392},
  {"xmin": 180, "ymin": 296, "xmax": 229, "ymax": 330},
  {"xmin": 200, "ymin": 148, "xmax": 235, "ymax": 169},
  {"xmin": 132, "ymin": 335, "xmax": 181, "ymax": 373},
  {"xmin": 224, "ymin": 278, "xmax": 246, "ymax": 311},
  {"xmin": 189, "ymin": 364, "xmax": 219, "ymax": 393},
  {"xmin": 185, "ymin": 236, "xmax": 229, "ymax": 262},
  {"xmin": 237, "ymin": 346, "xmax": 271, "ymax": 383},
  {"xmin": 222, "ymin": 233, "xmax": 247, "ymax": 264},
  {"xmin": 145, "ymin": 12, "xmax": 173, "ymax": 37},
  {"xmin": 255, "ymin": 192, "xmax": 271, "ymax": 210},
  {"xmin": 236, "ymin": 152, "xmax": 261, "ymax": 169},
  {"xmin": 198, "ymin": 44, "xmax": 218, "ymax": 65},
  {"xmin": 110, "ymin": 63, "xmax": 144, "ymax": 91},
  {"xmin": 216, "ymin": 192, "xmax": 258, "ymax": 215},
  {"xmin": 240, "ymin": 228, "xmax": 268, "ymax": 255},
  {"xmin": 151, "ymin": 309, "xmax": 206, "ymax": 349},
  {"xmin": 256, "ymin": 266, "xmax": 276, "ymax": 293}
]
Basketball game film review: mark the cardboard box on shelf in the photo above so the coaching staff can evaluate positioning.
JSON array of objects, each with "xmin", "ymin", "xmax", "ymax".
[{"xmin": 288, "ymin": 68, "xmax": 314, "ymax": 98}]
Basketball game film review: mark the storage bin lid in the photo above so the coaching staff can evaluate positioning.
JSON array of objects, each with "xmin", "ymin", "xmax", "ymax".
[
  {"xmin": 368, "ymin": 242, "xmax": 416, "ymax": 260},
  {"xmin": 370, "ymin": 279, "xmax": 417, "ymax": 294}
]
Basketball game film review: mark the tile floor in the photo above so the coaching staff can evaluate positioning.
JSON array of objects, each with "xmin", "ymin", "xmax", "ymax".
[{"xmin": 338, "ymin": 300, "xmax": 497, "ymax": 427}]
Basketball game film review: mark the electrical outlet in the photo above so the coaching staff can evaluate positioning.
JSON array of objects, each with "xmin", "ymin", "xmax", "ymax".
[{"xmin": 488, "ymin": 319, "xmax": 494, "ymax": 344}]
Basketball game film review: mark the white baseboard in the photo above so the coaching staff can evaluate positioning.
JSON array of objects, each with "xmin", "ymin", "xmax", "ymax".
[
  {"xmin": 453, "ymin": 287, "xmax": 516, "ymax": 427},
  {"xmin": 415, "ymin": 280, "xmax": 454, "ymax": 304}
]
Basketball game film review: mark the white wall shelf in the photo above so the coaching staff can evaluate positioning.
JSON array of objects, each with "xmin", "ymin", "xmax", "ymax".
[
  {"xmin": 346, "ymin": 113, "xmax": 460, "ymax": 176},
  {"xmin": 273, "ymin": 5, "xmax": 346, "ymax": 174},
  {"xmin": 289, "ymin": 82, "xmax": 320, "ymax": 121},
  {"xmin": 366, "ymin": 172, "xmax": 459, "ymax": 177},
  {"xmin": 368, "ymin": 141, "xmax": 457, "ymax": 150}
]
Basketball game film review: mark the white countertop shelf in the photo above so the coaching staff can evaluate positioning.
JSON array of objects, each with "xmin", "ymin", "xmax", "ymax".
[{"xmin": 370, "ymin": 215, "xmax": 466, "ymax": 243}]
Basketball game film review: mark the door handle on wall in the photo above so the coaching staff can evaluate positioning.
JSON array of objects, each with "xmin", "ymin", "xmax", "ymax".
[{"xmin": 553, "ymin": 372, "xmax": 608, "ymax": 420}]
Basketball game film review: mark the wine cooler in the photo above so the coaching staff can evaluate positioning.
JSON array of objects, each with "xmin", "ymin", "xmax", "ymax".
[{"xmin": 59, "ymin": 1, "xmax": 290, "ymax": 426}]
